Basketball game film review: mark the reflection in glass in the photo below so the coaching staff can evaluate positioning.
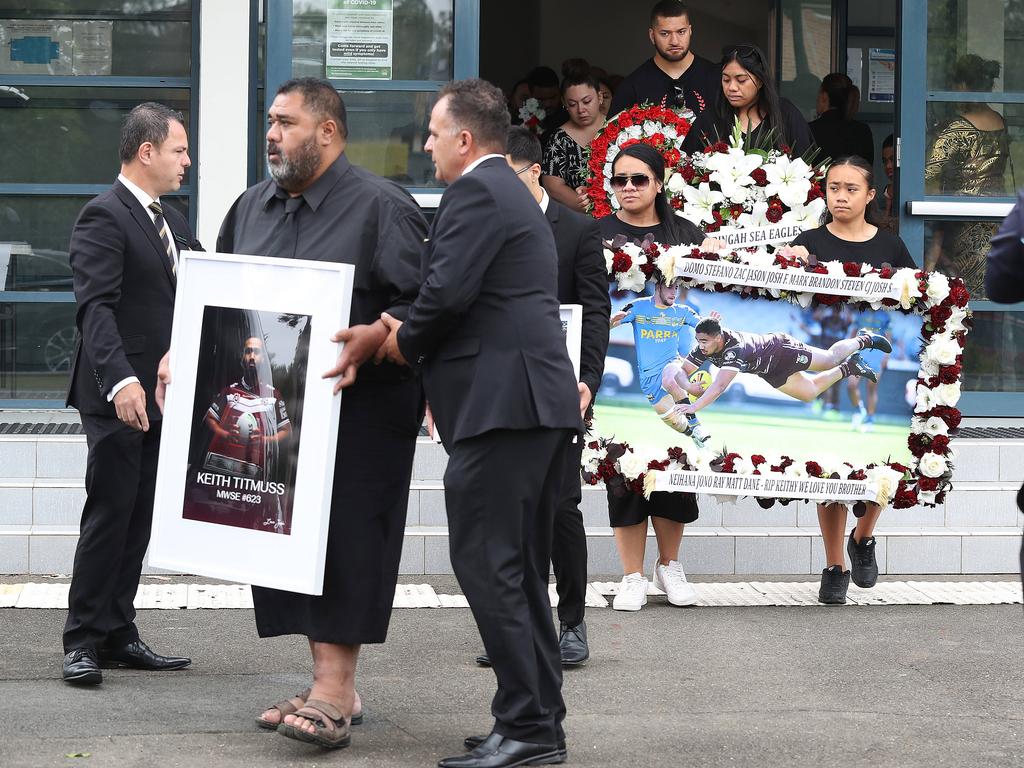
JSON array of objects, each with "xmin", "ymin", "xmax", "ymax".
[
  {"xmin": 778, "ymin": 0, "xmax": 832, "ymax": 121},
  {"xmin": 0, "ymin": 88, "xmax": 191, "ymax": 184},
  {"xmin": 961, "ymin": 311, "xmax": 1024, "ymax": 392},
  {"xmin": 339, "ymin": 90, "xmax": 439, "ymax": 187},
  {"xmin": 0, "ymin": 2, "xmax": 190, "ymax": 14},
  {"xmin": 0, "ymin": 301, "xmax": 78, "ymax": 399},
  {"xmin": 927, "ymin": 0, "xmax": 1024, "ymax": 93},
  {"xmin": 924, "ymin": 218, "xmax": 998, "ymax": 301},
  {"xmin": 291, "ymin": 0, "xmax": 453, "ymax": 81}
]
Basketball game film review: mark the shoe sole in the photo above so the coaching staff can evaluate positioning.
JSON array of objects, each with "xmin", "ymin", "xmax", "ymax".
[
  {"xmin": 63, "ymin": 670, "xmax": 102, "ymax": 685},
  {"xmin": 561, "ymin": 657, "xmax": 589, "ymax": 667},
  {"xmin": 612, "ymin": 597, "xmax": 646, "ymax": 611},
  {"xmin": 99, "ymin": 660, "xmax": 191, "ymax": 671},
  {"xmin": 654, "ymin": 575, "xmax": 698, "ymax": 607},
  {"xmin": 817, "ymin": 597, "xmax": 847, "ymax": 604},
  {"xmin": 277, "ymin": 722, "xmax": 351, "ymax": 749},
  {"xmin": 851, "ymin": 577, "xmax": 878, "ymax": 589}
]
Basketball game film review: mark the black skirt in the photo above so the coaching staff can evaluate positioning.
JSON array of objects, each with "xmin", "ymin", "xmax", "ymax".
[
  {"xmin": 606, "ymin": 489, "xmax": 700, "ymax": 527},
  {"xmin": 252, "ymin": 376, "xmax": 422, "ymax": 644}
]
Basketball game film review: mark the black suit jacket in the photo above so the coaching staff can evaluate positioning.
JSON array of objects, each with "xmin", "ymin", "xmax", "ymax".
[
  {"xmin": 546, "ymin": 199, "xmax": 610, "ymax": 400},
  {"xmin": 67, "ymin": 181, "xmax": 202, "ymax": 421},
  {"xmin": 397, "ymin": 157, "xmax": 584, "ymax": 446},
  {"xmin": 986, "ymin": 190, "xmax": 1024, "ymax": 304}
]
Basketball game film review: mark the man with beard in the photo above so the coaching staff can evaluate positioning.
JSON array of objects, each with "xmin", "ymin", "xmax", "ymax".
[
  {"xmin": 607, "ymin": 1, "xmax": 720, "ymax": 118},
  {"xmin": 212, "ymin": 77, "xmax": 426, "ymax": 750}
]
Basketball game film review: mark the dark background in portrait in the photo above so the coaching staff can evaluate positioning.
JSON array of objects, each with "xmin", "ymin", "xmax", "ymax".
[{"xmin": 182, "ymin": 306, "xmax": 310, "ymax": 535}]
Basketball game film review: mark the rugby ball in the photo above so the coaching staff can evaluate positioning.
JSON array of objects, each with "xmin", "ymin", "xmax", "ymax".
[
  {"xmin": 688, "ymin": 369, "xmax": 712, "ymax": 392},
  {"xmin": 236, "ymin": 413, "xmax": 259, "ymax": 442}
]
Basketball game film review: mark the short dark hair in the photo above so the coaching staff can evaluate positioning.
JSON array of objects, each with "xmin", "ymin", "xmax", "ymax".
[
  {"xmin": 119, "ymin": 102, "xmax": 185, "ymax": 163},
  {"xmin": 276, "ymin": 77, "xmax": 349, "ymax": 138},
  {"xmin": 506, "ymin": 126, "xmax": 542, "ymax": 166},
  {"xmin": 695, "ymin": 317, "xmax": 722, "ymax": 336},
  {"xmin": 651, "ymin": 0, "xmax": 690, "ymax": 24},
  {"xmin": 525, "ymin": 66, "xmax": 559, "ymax": 91},
  {"xmin": 882, "ymin": 133, "xmax": 895, "ymax": 150},
  {"xmin": 820, "ymin": 72, "xmax": 853, "ymax": 118},
  {"xmin": 438, "ymin": 78, "xmax": 510, "ymax": 152}
]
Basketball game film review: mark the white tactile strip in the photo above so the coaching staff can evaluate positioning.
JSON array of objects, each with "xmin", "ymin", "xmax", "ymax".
[{"xmin": 1, "ymin": 581, "xmax": 1019, "ymax": 609}]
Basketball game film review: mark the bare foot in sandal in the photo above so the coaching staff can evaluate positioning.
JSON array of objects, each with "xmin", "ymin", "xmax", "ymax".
[
  {"xmin": 279, "ymin": 699, "xmax": 351, "ymax": 749},
  {"xmin": 256, "ymin": 687, "xmax": 311, "ymax": 730}
]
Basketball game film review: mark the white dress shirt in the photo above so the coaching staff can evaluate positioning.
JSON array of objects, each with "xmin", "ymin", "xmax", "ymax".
[{"xmin": 462, "ymin": 153, "xmax": 506, "ymax": 176}]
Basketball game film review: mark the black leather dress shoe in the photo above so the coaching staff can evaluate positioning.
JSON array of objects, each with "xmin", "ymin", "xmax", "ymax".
[
  {"xmin": 558, "ymin": 621, "xmax": 589, "ymax": 667},
  {"xmin": 63, "ymin": 648, "xmax": 102, "ymax": 685},
  {"xmin": 464, "ymin": 733, "xmax": 567, "ymax": 755},
  {"xmin": 440, "ymin": 734, "xmax": 565, "ymax": 767},
  {"xmin": 98, "ymin": 639, "xmax": 191, "ymax": 671}
]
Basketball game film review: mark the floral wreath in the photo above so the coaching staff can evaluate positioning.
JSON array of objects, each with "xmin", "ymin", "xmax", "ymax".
[
  {"xmin": 586, "ymin": 242, "xmax": 971, "ymax": 510},
  {"xmin": 518, "ymin": 98, "xmax": 546, "ymax": 135},
  {"xmin": 583, "ymin": 103, "xmax": 692, "ymax": 219}
]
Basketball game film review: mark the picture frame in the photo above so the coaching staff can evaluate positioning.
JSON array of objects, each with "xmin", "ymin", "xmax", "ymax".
[{"xmin": 149, "ymin": 251, "xmax": 354, "ymax": 595}]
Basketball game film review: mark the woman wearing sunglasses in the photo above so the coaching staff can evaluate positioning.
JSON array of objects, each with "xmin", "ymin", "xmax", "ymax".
[
  {"xmin": 542, "ymin": 65, "xmax": 607, "ymax": 213},
  {"xmin": 682, "ymin": 44, "xmax": 814, "ymax": 158},
  {"xmin": 599, "ymin": 142, "xmax": 721, "ymax": 613}
]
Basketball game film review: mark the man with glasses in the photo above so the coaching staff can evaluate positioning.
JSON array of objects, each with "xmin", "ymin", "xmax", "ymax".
[{"xmin": 607, "ymin": 0, "xmax": 720, "ymax": 119}]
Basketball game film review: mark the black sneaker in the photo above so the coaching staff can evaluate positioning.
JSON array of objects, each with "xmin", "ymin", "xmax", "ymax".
[
  {"xmin": 843, "ymin": 353, "xmax": 877, "ymax": 383},
  {"xmin": 818, "ymin": 565, "xmax": 850, "ymax": 604},
  {"xmin": 858, "ymin": 330, "xmax": 893, "ymax": 353},
  {"xmin": 847, "ymin": 528, "xmax": 879, "ymax": 588}
]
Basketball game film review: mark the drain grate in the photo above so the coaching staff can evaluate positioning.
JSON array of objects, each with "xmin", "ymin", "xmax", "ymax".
[
  {"xmin": 957, "ymin": 426, "xmax": 1024, "ymax": 439},
  {"xmin": 0, "ymin": 422, "xmax": 84, "ymax": 435}
]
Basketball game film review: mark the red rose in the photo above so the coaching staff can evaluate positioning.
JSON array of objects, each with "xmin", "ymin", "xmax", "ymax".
[
  {"xmin": 930, "ymin": 434, "xmax": 950, "ymax": 453},
  {"xmin": 649, "ymin": 132, "xmax": 666, "ymax": 146},
  {"xmin": 893, "ymin": 485, "xmax": 918, "ymax": 509},
  {"xmin": 750, "ymin": 167, "xmax": 768, "ymax": 186},
  {"xmin": 765, "ymin": 203, "xmax": 784, "ymax": 223},
  {"xmin": 681, "ymin": 164, "xmax": 696, "ymax": 182},
  {"xmin": 618, "ymin": 113, "xmax": 634, "ymax": 127},
  {"xmin": 928, "ymin": 305, "xmax": 952, "ymax": 324},
  {"xmin": 805, "ymin": 461, "xmax": 824, "ymax": 476},
  {"xmin": 611, "ymin": 252, "xmax": 632, "ymax": 273},
  {"xmin": 664, "ymin": 148, "xmax": 681, "ymax": 167},
  {"xmin": 949, "ymin": 283, "xmax": 970, "ymax": 307},
  {"xmin": 604, "ymin": 123, "xmax": 620, "ymax": 140},
  {"xmin": 712, "ymin": 141, "xmax": 729, "ymax": 153},
  {"xmin": 878, "ymin": 266, "xmax": 896, "ymax": 279},
  {"xmin": 843, "ymin": 262, "xmax": 862, "ymax": 277},
  {"xmin": 938, "ymin": 364, "xmax": 961, "ymax": 384}
]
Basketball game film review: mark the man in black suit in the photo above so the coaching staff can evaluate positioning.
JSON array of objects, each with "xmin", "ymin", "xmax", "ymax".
[
  {"xmin": 63, "ymin": 102, "xmax": 199, "ymax": 685},
  {"xmin": 379, "ymin": 79, "xmax": 584, "ymax": 768},
  {"xmin": 471, "ymin": 127, "xmax": 608, "ymax": 670}
]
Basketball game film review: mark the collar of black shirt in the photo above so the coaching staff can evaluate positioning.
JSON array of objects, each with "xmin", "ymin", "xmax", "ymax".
[{"xmin": 260, "ymin": 152, "xmax": 352, "ymax": 212}]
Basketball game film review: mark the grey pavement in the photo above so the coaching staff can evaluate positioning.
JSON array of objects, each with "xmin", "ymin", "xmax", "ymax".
[{"xmin": 1, "ymin": 596, "xmax": 1022, "ymax": 768}]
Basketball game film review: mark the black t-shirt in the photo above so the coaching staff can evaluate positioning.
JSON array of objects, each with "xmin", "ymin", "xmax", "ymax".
[
  {"xmin": 790, "ymin": 225, "xmax": 915, "ymax": 269},
  {"xmin": 608, "ymin": 55, "xmax": 720, "ymax": 117},
  {"xmin": 598, "ymin": 212, "xmax": 705, "ymax": 246},
  {"xmin": 681, "ymin": 96, "xmax": 815, "ymax": 158},
  {"xmin": 809, "ymin": 109, "xmax": 875, "ymax": 164}
]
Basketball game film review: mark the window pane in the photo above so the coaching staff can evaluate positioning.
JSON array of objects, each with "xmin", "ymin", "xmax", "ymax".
[
  {"xmin": 291, "ymin": 0, "xmax": 453, "ymax": 81},
  {"xmin": 0, "ymin": 301, "xmax": 77, "ymax": 399},
  {"xmin": 927, "ymin": 0, "xmax": 1024, "ymax": 94},
  {"xmin": 0, "ymin": 2, "xmax": 190, "ymax": 14},
  {"xmin": 961, "ymin": 311, "xmax": 1024, "ymax": 392},
  {"xmin": 923, "ymin": 217, "xmax": 999, "ymax": 300},
  {"xmin": 1, "ymin": 194, "xmax": 190, "ymax": 291},
  {"xmin": 0, "ymin": 87, "xmax": 191, "ymax": 184},
  {"xmin": 339, "ymin": 90, "xmax": 439, "ymax": 187},
  {"xmin": 778, "ymin": 0, "xmax": 833, "ymax": 122},
  {"xmin": 924, "ymin": 101, "xmax": 1024, "ymax": 199}
]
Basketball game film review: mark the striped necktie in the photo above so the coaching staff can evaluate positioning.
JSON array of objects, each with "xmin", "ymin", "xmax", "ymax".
[{"xmin": 147, "ymin": 200, "xmax": 176, "ymax": 274}]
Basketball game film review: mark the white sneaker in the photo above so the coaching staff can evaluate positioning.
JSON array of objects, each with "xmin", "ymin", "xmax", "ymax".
[
  {"xmin": 690, "ymin": 422, "xmax": 711, "ymax": 448},
  {"xmin": 652, "ymin": 560, "xmax": 698, "ymax": 606},
  {"xmin": 612, "ymin": 572, "xmax": 648, "ymax": 611}
]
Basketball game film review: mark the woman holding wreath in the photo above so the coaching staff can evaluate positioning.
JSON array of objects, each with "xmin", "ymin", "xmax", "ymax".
[
  {"xmin": 542, "ymin": 65, "xmax": 607, "ymax": 213},
  {"xmin": 599, "ymin": 142, "xmax": 721, "ymax": 612},
  {"xmin": 784, "ymin": 155, "xmax": 915, "ymax": 604}
]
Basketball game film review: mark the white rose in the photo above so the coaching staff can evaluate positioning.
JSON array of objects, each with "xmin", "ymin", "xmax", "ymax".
[
  {"xmin": 618, "ymin": 450, "xmax": 649, "ymax": 480},
  {"xmin": 914, "ymin": 384, "xmax": 933, "ymax": 413},
  {"xmin": 925, "ymin": 337, "xmax": 961, "ymax": 366},
  {"xmin": 727, "ymin": 185, "xmax": 750, "ymax": 205},
  {"xmin": 932, "ymin": 382, "xmax": 961, "ymax": 407},
  {"xmin": 617, "ymin": 265, "xmax": 648, "ymax": 293},
  {"xmin": 666, "ymin": 173, "xmax": 686, "ymax": 194},
  {"xmin": 606, "ymin": 145, "xmax": 620, "ymax": 163},
  {"xmin": 918, "ymin": 452, "xmax": 948, "ymax": 478},
  {"xmin": 925, "ymin": 416, "xmax": 949, "ymax": 436},
  {"xmin": 926, "ymin": 272, "xmax": 951, "ymax": 306},
  {"xmin": 662, "ymin": 125, "xmax": 678, "ymax": 141},
  {"xmin": 642, "ymin": 120, "xmax": 661, "ymax": 136},
  {"xmin": 624, "ymin": 125, "xmax": 643, "ymax": 141}
]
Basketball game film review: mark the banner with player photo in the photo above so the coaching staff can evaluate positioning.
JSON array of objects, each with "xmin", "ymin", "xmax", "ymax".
[
  {"xmin": 585, "ymin": 242, "xmax": 971, "ymax": 510},
  {"xmin": 150, "ymin": 252, "xmax": 354, "ymax": 595}
]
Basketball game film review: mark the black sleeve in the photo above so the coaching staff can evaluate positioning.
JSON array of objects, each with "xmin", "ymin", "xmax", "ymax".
[
  {"xmin": 608, "ymin": 76, "xmax": 639, "ymax": 117},
  {"xmin": 372, "ymin": 199, "xmax": 429, "ymax": 322},
  {"xmin": 216, "ymin": 193, "xmax": 246, "ymax": 253},
  {"xmin": 573, "ymin": 217, "xmax": 612, "ymax": 398},
  {"xmin": 682, "ymin": 107, "xmax": 717, "ymax": 155},
  {"xmin": 985, "ymin": 191, "xmax": 1024, "ymax": 303}
]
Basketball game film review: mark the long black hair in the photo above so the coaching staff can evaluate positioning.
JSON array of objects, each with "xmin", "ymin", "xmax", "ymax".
[
  {"xmin": 611, "ymin": 142, "xmax": 689, "ymax": 244},
  {"xmin": 715, "ymin": 44, "xmax": 788, "ymax": 150},
  {"xmin": 822, "ymin": 155, "xmax": 883, "ymax": 226}
]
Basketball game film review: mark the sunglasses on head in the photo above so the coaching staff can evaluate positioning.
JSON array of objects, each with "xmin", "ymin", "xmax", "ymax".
[{"xmin": 610, "ymin": 173, "xmax": 652, "ymax": 190}]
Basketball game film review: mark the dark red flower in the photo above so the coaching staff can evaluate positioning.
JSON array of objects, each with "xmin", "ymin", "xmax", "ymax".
[
  {"xmin": 765, "ymin": 203, "xmax": 784, "ymax": 223},
  {"xmin": 917, "ymin": 476, "xmax": 940, "ymax": 492},
  {"xmin": 729, "ymin": 204, "xmax": 745, "ymax": 220},
  {"xmin": 805, "ymin": 461, "xmax": 824, "ymax": 476},
  {"xmin": 750, "ymin": 167, "xmax": 768, "ymax": 186},
  {"xmin": 649, "ymin": 132, "xmax": 666, "ymax": 146},
  {"xmin": 680, "ymin": 164, "xmax": 696, "ymax": 182},
  {"xmin": 938, "ymin": 364, "xmax": 961, "ymax": 384},
  {"xmin": 948, "ymin": 283, "xmax": 970, "ymax": 308},
  {"xmin": 750, "ymin": 455, "xmax": 766, "ymax": 466},
  {"xmin": 893, "ymin": 484, "xmax": 918, "ymax": 509},
  {"xmin": 878, "ymin": 266, "xmax": 896, "ymax": 279},
  {"xmin": 847, "ymin": 469, "xmax": 867, "ymax": 481},
  {"xmin": 928, "ymin": 305, "xmax": 952, "ymax": 325},
  {"xmin": 928, "ymin": 406, "xmax": 962, "ymax": 430},
  {"xmin": 664, "ymin": 148, "xmax": 681, "ymax": 167},
  {"xmin": 930, "ymin": 434, "xmax": 950, "ymax": 453},
  {"xmin": 611, "ymin": 252, "xmax": 632, "ymax": 273},
  {"xmin": 712, "ymin": 141, "xmax": 729, "ymax": 153},
  {"xmin": 843, "ymin": 262, "xmax": 861, "ymax": 277},
  {"xmin": 667, "ymin": 447, "xmax": 685, "ymax": 462}
]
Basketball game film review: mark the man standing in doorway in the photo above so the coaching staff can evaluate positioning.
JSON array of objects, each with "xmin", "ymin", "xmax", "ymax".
[
  {"xmin": 608, "ymin": 1, "xmax": 720, "ymax": 118},
  {"xmin": 380, "ymin": 79, "xmax": 583, "ymax": 768},
  {"xmin": 63, "ymin": 102, "xmax": 199, "ymax": 685}
]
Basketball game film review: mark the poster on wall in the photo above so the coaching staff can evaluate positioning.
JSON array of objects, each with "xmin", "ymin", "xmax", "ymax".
[
  {"xmin": 325, "ymin": 0, "xmax": 393, "ymax": 80},
  {"xmin": 868, "ymin": 48, "xmax": 896, "ymax": 103},
  {"xmin": 0, "ymin": 19, "xmax": 111, "ymax": 75},
  {"xmin": 150, "ymin": 252, "xmax": 354, "ymax": 595}
]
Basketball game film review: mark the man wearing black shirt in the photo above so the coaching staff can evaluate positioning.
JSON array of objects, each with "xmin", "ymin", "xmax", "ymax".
[{"xmin": 608, "ymin": 1, "xmax": 720, "ymax": 118}]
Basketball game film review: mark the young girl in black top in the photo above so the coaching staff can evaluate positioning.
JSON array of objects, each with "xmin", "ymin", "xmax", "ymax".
[{"xmin": 786, "ymin": 155, "xmax": 915, "ymax": 604}]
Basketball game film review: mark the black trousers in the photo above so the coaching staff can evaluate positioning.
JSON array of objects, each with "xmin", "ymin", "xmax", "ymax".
[
  {"xmin": 551, "ymin": 435, "xmax": 587, "ymax": 628},
  {"xmin": 63, "ymin": 416, "xmax": 161, "ymax": 653},
  {"xmin": 445, "ymin": 427, "xmax": 571, "ymax": 745}
]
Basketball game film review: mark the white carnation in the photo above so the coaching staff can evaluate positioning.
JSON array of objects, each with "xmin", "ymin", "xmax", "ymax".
[
  {"xmin": 925, "ymin": 416, "xmax": 949, "ymax": 436},
  {"xmin": 915, "ymin": 384, "xmax": 933, "ymax": 412},
  {"xmin": 926, "ymin": 272, "xmax": 951, "ymax": 306},
  {"xmin": 642, "ymin": 120, "xmax": 661, "ymax": 136},
  {"xmin": 910, "ymin": 416, "xmax": 927, "ymax": 435},
  {"xmin": 666, "ymin": 172, "xmax": 686, "ymax": 194},
  {"xmin": 919, "ymin": 357, "xmax": 939, "ymax": 378}
]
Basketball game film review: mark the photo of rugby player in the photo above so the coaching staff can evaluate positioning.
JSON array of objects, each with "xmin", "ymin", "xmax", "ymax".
[
  {"xmin": 181, "ymin": 306, "xmax": 308, "ymax": 535},
  {"xmin": 609, "ymin": 280, "xmax": 714, "ymax": 447},
  {"xmin": 596, "ymin": 286, "xmax": 917, "ymax": 466}
]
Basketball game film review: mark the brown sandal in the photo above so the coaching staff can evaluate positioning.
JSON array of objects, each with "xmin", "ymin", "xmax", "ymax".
[
  {"xmin": 276, "ymin": 699, "xmax": 351, "ymax": 749},
  {"xmin": 255, "ymin": 687, "xmax": 312, "ymax": 731}
]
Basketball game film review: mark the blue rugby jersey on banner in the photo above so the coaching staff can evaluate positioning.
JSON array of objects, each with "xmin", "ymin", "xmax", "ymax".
[{"xmin": 619, "ymin": 297, "xmax": 701, "ymax": 376}]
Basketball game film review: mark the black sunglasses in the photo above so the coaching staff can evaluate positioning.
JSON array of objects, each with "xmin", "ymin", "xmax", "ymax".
[{"xmin": 610, "ymin": 173, "xmax": 652, "ymax": 190}]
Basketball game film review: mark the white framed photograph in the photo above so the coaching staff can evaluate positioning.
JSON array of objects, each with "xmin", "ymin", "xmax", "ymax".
[{"xmin": 149, "ymin": 251, "xmax": 354, "ymax": 595}]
